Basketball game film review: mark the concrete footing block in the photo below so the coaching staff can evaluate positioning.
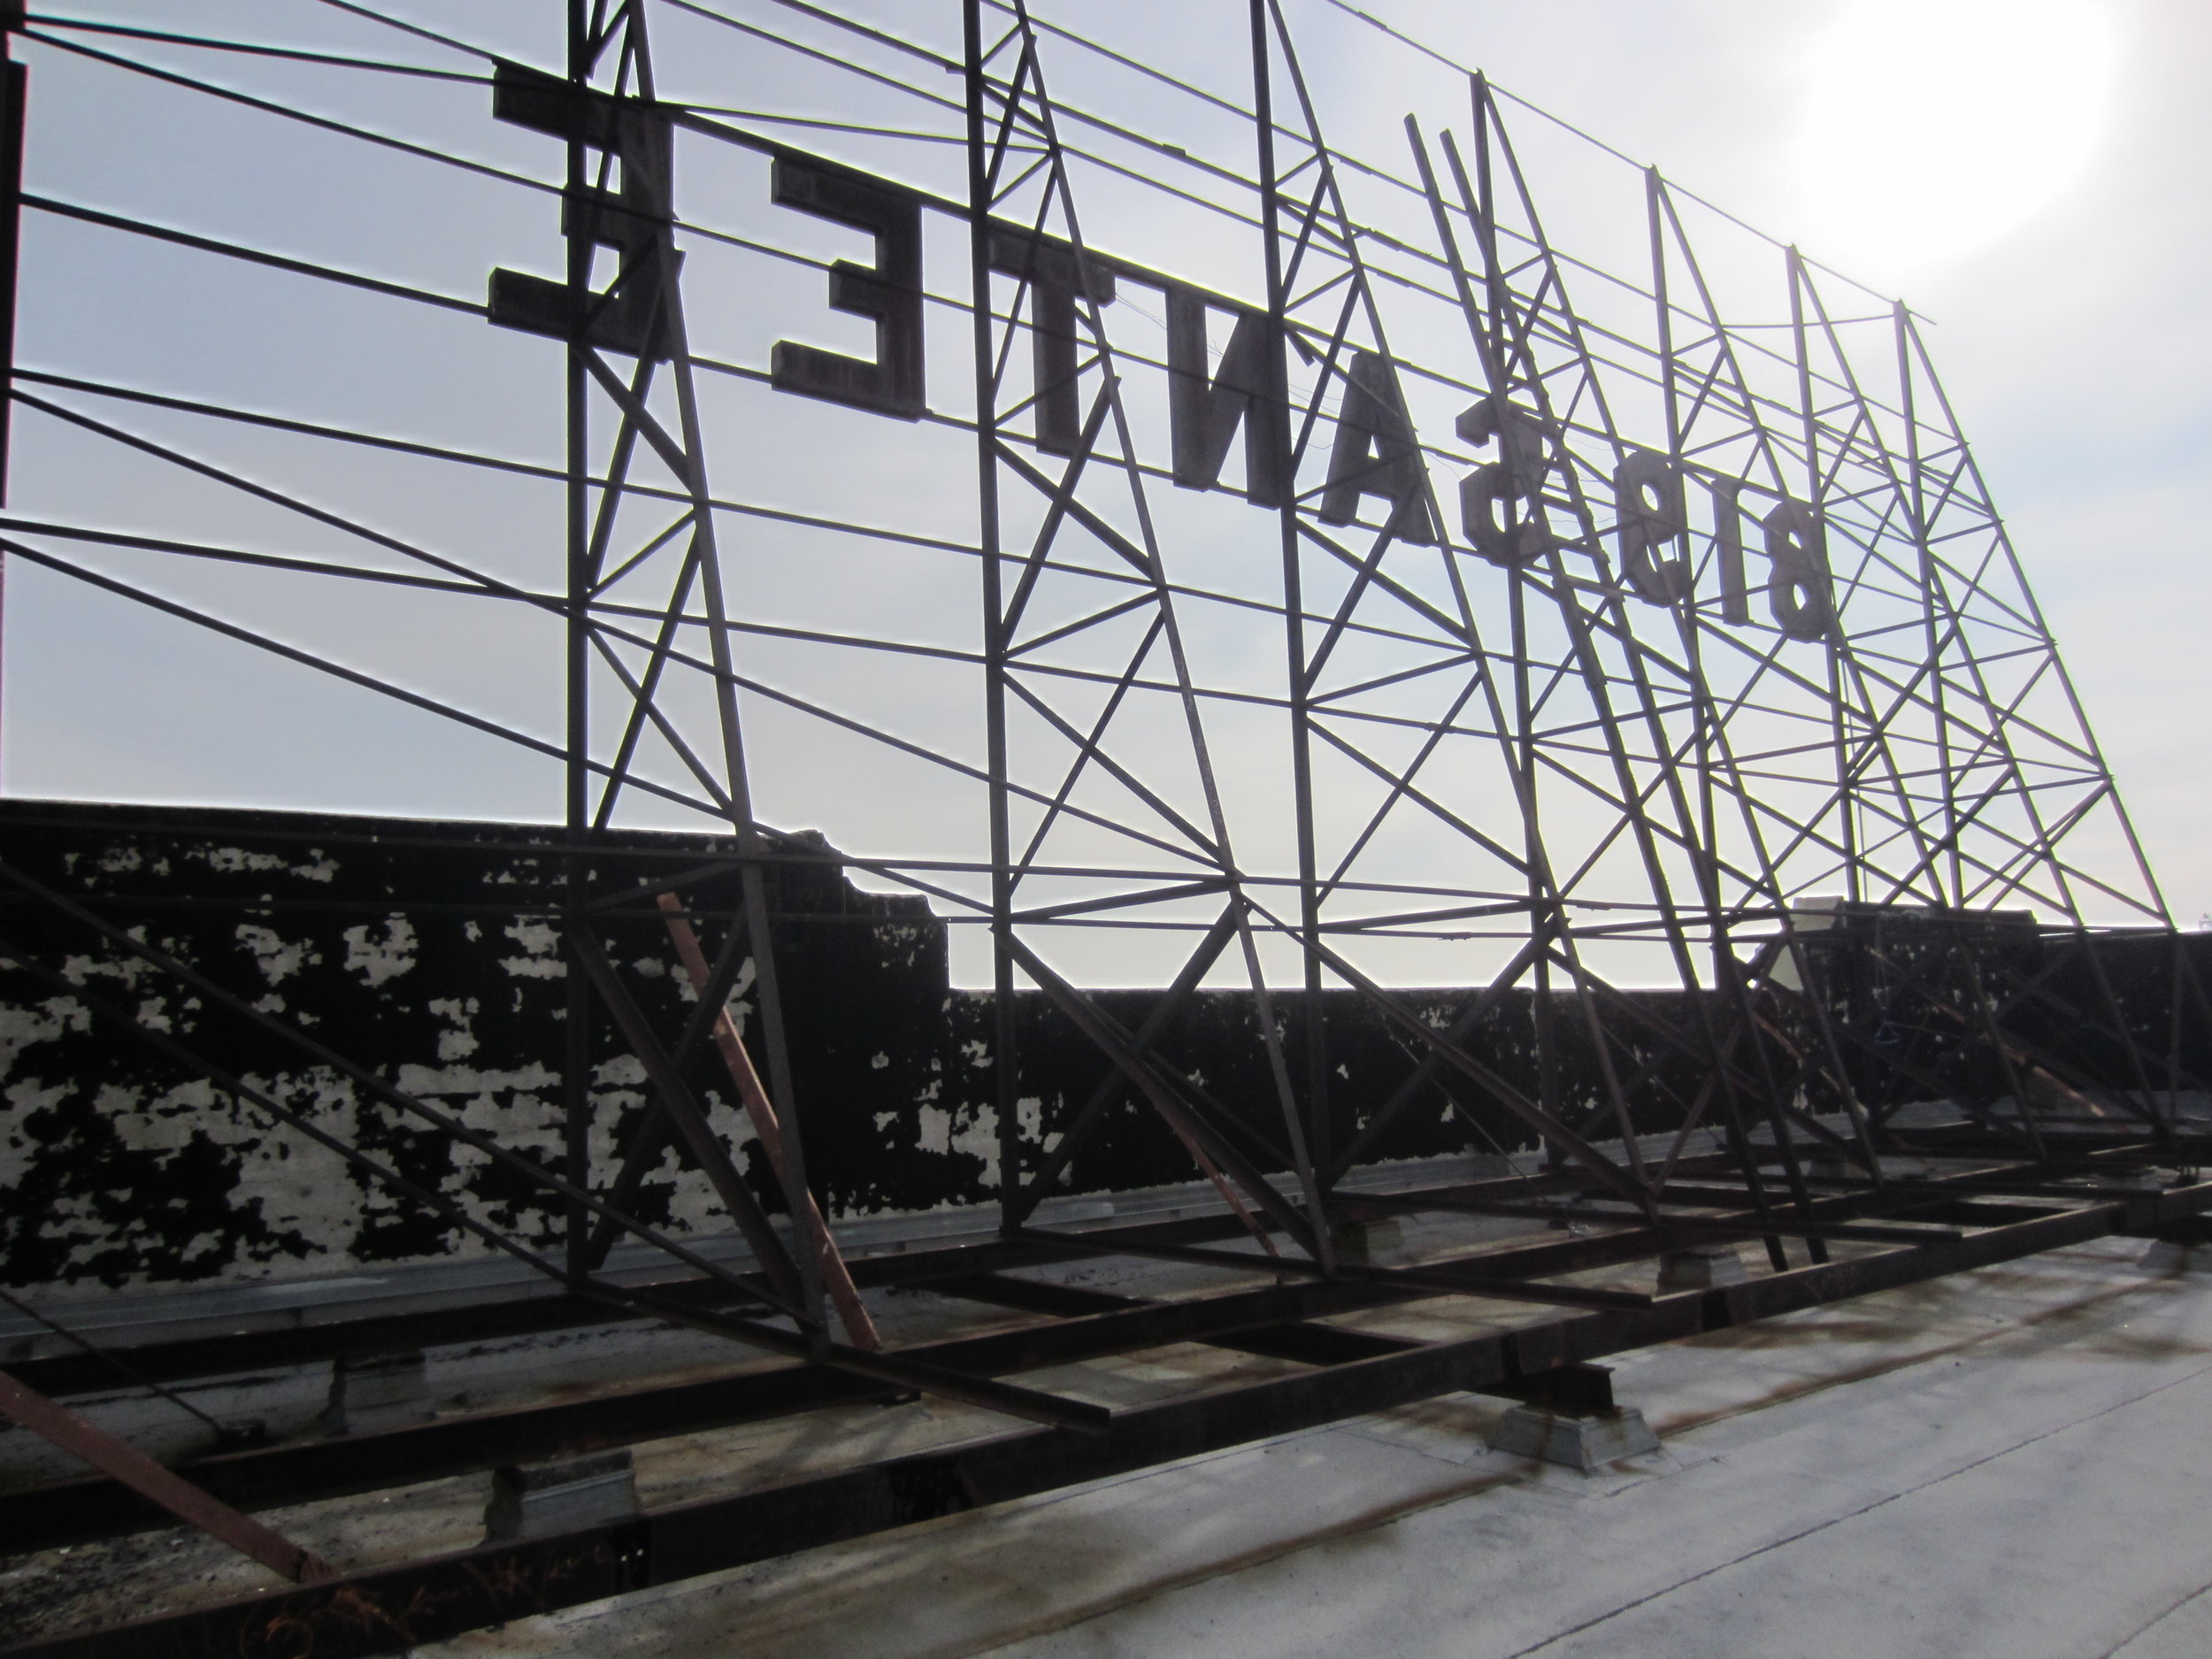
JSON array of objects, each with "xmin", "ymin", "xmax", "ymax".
[
  {"xmin": 485, "ymin": 1449, "xmax": 640, "ymax": 1542},
  {"xmin": 1489, "ymin": 1405, "xmax": 1660, "ymax": 1471},
  {"xmin": 2139, "ymin": 1240, "xmax": 2212, "ymax": 1274},
  {"xmin": 2109, "ymin": 1171, "xmax": 2170, "ymax": 1193},
  {"xmin": 321, "ymin": 1350, "xmax": 431, "ymax": 1437},
  {"xmin": 1656, "ymin": 1243, "xmax": 1746, "ymax": 1292},
  {"xmin": 1328, "ymin": 1217, "xmax": 1404, "ymax": 1266}
]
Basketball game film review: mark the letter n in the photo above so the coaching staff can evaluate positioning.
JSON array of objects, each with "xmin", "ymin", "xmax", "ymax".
[{"xmin": 1166, "ymin": 289, "xmax": 1287, "ymax": 507}]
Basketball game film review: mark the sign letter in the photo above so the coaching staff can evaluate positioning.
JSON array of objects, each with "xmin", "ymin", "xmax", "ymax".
[
  {"xmin": 989, "ymin": 227, "xmax": 1114, "ymax": 456},
  {"xmin": 1763, "ymin": 498, "xmax": 1832, "ymax": 641},
  {"xmin": 1320, "ymin": 350, "xmax": 1436, "ymax": 544},
  {"xmin": 1165, "ymin": 289, "xmax": 1287, "ymax": 506},
  {"xmin": 1614, "ymin": 449, "xmax": 1689, "ymax": 604},
  {"xmin": 770, "ymin": 157, "xmax": 925, "ymax": 420},
  {"xmin": 488, "ymin": 63, "xmax": 677, "ymax": 361},
  {"xmin": 1456, "ymin": 397, "xmax": 1551, "ymax": 568},
  {"xmin": 1711, "ymin": 477, "xmax": 1751, "ymax": 624}
]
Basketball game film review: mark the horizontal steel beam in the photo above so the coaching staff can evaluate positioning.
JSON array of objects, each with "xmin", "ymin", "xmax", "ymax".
[
  {"xmin": 15, "ymin": 1181, "xmax": 2208, "ymax": 1659},
  {"xmin": 1348, "ymin": 1192, "xmax": 1966, "ymax": 1248},
  {"xmin": 4, "ymin": 1281, "xmax": 764, "ymax": 1400},
  {"xmin": 0, "ymin": 1149, "xmax": 1927, "ymax": 1553},
  {"xmin": 5, "ymin": 1212, "xmax": 1273, "ymax": 1399}
]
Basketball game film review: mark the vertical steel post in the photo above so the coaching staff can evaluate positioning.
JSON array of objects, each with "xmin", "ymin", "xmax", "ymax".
[
  {"xmin": 1250, "ymin": 0, "xmax": 1329, "ymax": 1177},
  {"xmin": 1468, "ymin": 78, "xmax": 1557, "ymax": 1166},
  {"xmin": 1893, "ymin": 299, "xmax": 1960, "ymax": 911},
  {"xmin": 1787, "ymin": 246, "xmax": 1858, "ymax": 906},
  {"xmin": 628, "ymin": 8, "xmax": 826, "ymax": 1327},
  {"xmin": 1644, "ymin": 166, "xmax": 1791, "ymax": 1226},
  {"xmin": 561, "ymin": 0, "xmax": 595, "ymax": 1281},
  {"xmin": 964, "ymin": 0, "xmax": 1023, "ymax": 1234},
  {"xmin": 0, "ymin": 15, "xmax": 27, "ymax": 784}
]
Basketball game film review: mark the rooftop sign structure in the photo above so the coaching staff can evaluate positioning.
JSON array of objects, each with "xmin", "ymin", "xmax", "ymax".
[
  {"xmin": 0, "ymin": 9, "xmax": 2205, "ymax": 1645},
  {"xmin": 0, "ymin": 0, "xmax": 2186, "ymax": 1248}
]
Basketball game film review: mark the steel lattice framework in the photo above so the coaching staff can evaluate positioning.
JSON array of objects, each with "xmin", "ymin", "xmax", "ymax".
[{"xmin": 1, "ymin": 4, "xmax": 2209, "ymax": 1654}]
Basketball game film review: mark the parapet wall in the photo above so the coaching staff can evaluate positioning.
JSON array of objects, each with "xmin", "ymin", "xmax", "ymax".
[{"xmin": 0, "ymin": 801, "xmax": 2198, "ymax": 1292}]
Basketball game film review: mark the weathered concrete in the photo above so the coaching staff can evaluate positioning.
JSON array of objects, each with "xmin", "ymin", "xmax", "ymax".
[
  {"xmin": 3, "ymin": 1230, "xmax": 2208, "ymax": 1655},
  {"xmin": 1326, "ymin": 1217, "xmax": 1404, "ymax": 1266},
  {"xmin": 396, "ymin": 1236, "xmax": 2212, "ymax": 1659},
  {"xmin": 2139, "ymin": 1240, "xmax": 2212, "ymax": 1274},
  {"xmin": 483, "ymin": 1450, "xmax": 640, "ymax": 1542},
  {"xmin": 1486, "ymin": 1402, "xmax": 1662, "ymax": 1470},
  {"xmin": 319, "ymin": 1349, "xmax": 431, "ymax": 1437},
  {"xmin": 1657, "ymin": 1243, "xmax": 1748, "ymax": 1292}
]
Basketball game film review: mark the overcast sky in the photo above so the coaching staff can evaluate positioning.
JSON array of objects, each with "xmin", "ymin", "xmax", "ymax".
[
  {"xmin": 3, "ymin": 0, "xmax": 2202, "ymax": 979},
  {"xmin": 1348, "ymin": 0, "xmax": 2212, "ymax": 929}
]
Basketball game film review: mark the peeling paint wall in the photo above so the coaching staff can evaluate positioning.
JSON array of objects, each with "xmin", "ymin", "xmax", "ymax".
[
  {"xmin": 4, "ymin": 803, "xmax": 2195, "ymax": 1293},
  {"xmin": 0, "ymin": 802, "xmax": 970, "ymax": 1290}
]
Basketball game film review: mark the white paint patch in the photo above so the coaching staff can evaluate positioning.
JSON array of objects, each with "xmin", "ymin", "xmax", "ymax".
[
  {"xmin": 917, "ymin": 1104, "xmax": 952, "ymax": 1154},
  {"xmin": 950, "ymin": 1108, "xmax": 999, "ymax": 1182},
  {"xmin": 718, "ymin": 1095, "xmax": 759, "ymax": 1148},
  {"xmin": 394, "ymin": 1060, "xmax": 562, "ymax": 1101},
  {"xmin": 913, "ymin": 1104, "xmax": 998, "ymax": 1178},
  {"xmin": 291, "ymin": 850, "xmax": 338, "ymax": 884},
  {"xmin": 4, "ymin": 1071, "xmax": 66, "ymax": 1113},
  {"xmin": 719, "ymin": 960, "xmax": 757, "ymax": 1039},
  {"xmin": 586, "ymin": 1092, "xmax": 644, "ymax": 1179},
  {"xmin": 871, "ymin": 1052, "xmax": 890, "ymax": 1071},
  {"xmin": 55, "ymin": 946, "xmax": 185, "ymax": 995},
  {"xmin": 196, "ymin": 844, "xmax": 289, "ymax": 875},
  {"xmin": 96, "ymin": 1078, "xmax": 211, "ymax": 1152},
  {"xmin": 660, "ymin": 1090, "xmax": 762, "ymax": 1233},
  {"xmin": 595, "ymin": 1054, "xmax": 648, "ymax": 1089},
  {"xmin": 501, "ymin": 919, "xmax": 565, "ymax": 979},
  {"xmin": 427, "ymin": 997, "xmax": 480, "ymax": 1062},
  {"xmin": 457, "ymin": 1085, "xmax": 562, "ymax": 1146},
  {"xmin": 341, "ymin": 916, "xmax": 418, "ymax": 987},
  {"xmin": 0, "ymin": 997, "xmax": 85, "ymax": 1071},
  {"xmin": 235, "ymin": 925, "xmax": 314, "ymax": 986},
  {"xmin": 77, "ymin": 1071, "xmax": 371, "ymax": 1285}
]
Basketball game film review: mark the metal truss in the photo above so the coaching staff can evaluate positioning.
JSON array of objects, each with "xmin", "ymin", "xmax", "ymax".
[{"xmin": 1, "ymin": 2, "xmax": 2208, "ymax": 1652}]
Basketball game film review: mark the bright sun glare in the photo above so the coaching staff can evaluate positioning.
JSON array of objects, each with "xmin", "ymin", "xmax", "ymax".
[{"xmin": 1794, "ymin": 0, "xmax": 2120, "ymax": 280}]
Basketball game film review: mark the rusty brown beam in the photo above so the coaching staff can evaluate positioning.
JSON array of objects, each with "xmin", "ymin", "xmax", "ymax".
[
  {"xmin": 658, "ymin": 892, "xmax": 881, "ymax": 1350},
  {"xmin": 0, "ymin": 1368, "xmax": 337, "ymax": 1586}
]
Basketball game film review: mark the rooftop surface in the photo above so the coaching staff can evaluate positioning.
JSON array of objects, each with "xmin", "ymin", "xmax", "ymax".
[
  {"xmin": 8, "ymin": 1219, "xmax": 2203, "ymax": 1657},
  {"xmin": 425, "ymin": 1236, "xmax": 2212, "ymax": 1659}
]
